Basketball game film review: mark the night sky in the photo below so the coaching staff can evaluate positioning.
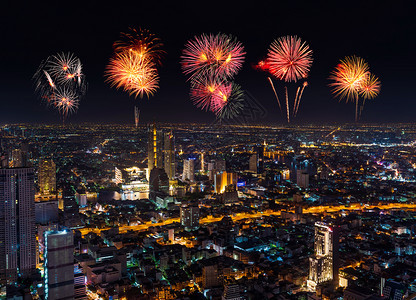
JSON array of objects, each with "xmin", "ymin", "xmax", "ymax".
[{"xmin": 1, "ymin": 1, "xmax": 415, "ymax": 124}]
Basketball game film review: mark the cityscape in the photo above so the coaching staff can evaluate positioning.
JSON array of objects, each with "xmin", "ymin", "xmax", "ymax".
[
  {"xmin": 1, "ymin": 123, "xmax": 416, "ymax": 299},
  {"xmin": 2, "ymin": 1, "xmax": 416, "ymax": 300}
]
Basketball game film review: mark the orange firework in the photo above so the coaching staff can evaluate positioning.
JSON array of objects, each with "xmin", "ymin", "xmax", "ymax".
[
  {"xmin": 105, "ymin": 51, "xmax": 159, "ymax": 98},
  {"xmin": 114, "ymin": 28, "xmax": 165, "ymax": 67},
  {"xmin": 329, "ymin": 56, "xmax": 369, "ymax": 102},
  {"xmin": 360, "ymin": 73, "xmax": 381, "ymax": 100},
  {"xmin": 329, "ymin": 56, "xmax": 381, "ymax": 121}
]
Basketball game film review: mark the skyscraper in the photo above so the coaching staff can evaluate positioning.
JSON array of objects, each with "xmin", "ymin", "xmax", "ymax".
[
  {"xmin": 44, "ymin": 230, "xmax": 74, "ymax": 300},
  {"xmin": 307, "ymin": 222, "xmax": 339, "ymax": 291},
  {"xmin": 148, "ymin": 124, "xmax": 164, "ymax": 177},
  {"xmin": 214, "ymin": 171, "xmax": 237, "ymax": 194},
  {"xmin": 163, "ymin": 131, "xmax": 175, "ymax": 181},
  {"xmin": 39, "ymin": 159, "xmax": 56, "ymax": 195},
  {"xmin": 149, "ymin": 168, "xmax": 169, "ymax": 200},
  {"xmin": 182, "ymin": 158, "xmax": 195, "ymax": 182},
  {"xmin": 0, "ymin": 168, "xmax": 36, "ymax": 284},
  {"xmin": 180, "ymin": 203, "xmax": 200, "ymax": 231}
]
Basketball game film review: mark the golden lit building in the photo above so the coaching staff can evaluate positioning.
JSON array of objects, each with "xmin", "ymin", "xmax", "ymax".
[
  {"xmin": 214, "ymin": 171, "xmax": 237, "ymax": 194},
  {"xmin": 39, "ymin": 159, "xmax": 56, "ymax": 195}
]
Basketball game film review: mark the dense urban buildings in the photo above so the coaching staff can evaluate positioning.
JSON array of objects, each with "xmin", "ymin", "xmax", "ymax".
[{"xmin": 1, "ymin": 123, "xmax": 416, "ymax": 299}]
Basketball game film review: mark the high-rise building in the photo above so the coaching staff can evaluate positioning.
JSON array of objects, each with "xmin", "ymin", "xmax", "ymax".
[
  {"xmin": 307, "ymin": 222, "xmax": 339, "ymax": 291},
  {"xmin": 214, "ymin": 171, "xmax": 237, "ymax": 194},
  {"xmin": 149, "ymin": 168, "xmax": 169, "ymax": 200},
  {"xmin": 35, "ymin": 200, "xmax": 59, "ymax": 224},
  {"xmin": 0, "ymin": 168, "xmax": 36, "ymax": 284},
  {"xmin": 182, "ymin": 158, "xmax": 195, "ymax": 182},
  {"xmin": 114, "ymin": 167, "xmax": 122, "ymax": 184},
  {"xmin": 180, "ymin": 203, "xmax": 200, "ymax": 231},
  {"xmin": 39, "ymin": 159, "xmax": 56, "ymax": 195},
  {"xmin": 164, "ymin": 131, "xmax": 175, "ymax": 181},
  {"xmin": 296, "ymin": 169, "xmax": 309, "ymax": 189},
  {"xmin": 74, "ymin": 264, "xmax": 87, "ymax": 300},
  {"xmin": 215, "ymin": 159, "xmax": 226, "ymax": 172},
  {"xmin": 249, "ymin": 153, "xmax": 258, "ymax": 173},
  {"xmin": 10, "ymin": 149, "xmax": 26, "ymax": 168},
  {"xmin": 148, "ymin": 124, "xmax": 164, "ymax": 177},
  {"xmin": 44, "ymin": 230, "xmax": 74, "ymax": 300},
  {"xmin": 222, "ymin": 284, "xmax": 244, "ymax": 300}
]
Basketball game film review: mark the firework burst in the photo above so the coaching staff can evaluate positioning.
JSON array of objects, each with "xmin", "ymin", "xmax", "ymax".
[
  {"xmin": 54, "ymin": 88, "xmax": 79, "ymax": 117},
  {"xmin": 215, "ymin": 83, "xmax": 245, "ymax": 119},
  {"xmin": 114, "ymin": 28, "xmax": 165, "ymax": 67},
  {"xmin": 329, "ymin": 56, "xmax": 369, "ymax": 102},
  {"xmin": 360, "ymin": 73, "xmax": 381, "ymax": 100},
  {"xmin": 267, "ymin": 35, "xmax": 313, "ymax": 82},
  {"xmin": 33, "ymin": 52, "xmax": 86, "ymax": 120},
  {"xmin": 181, "ymin": 33, "xmax": 246, "ymax": 81},
  {"xmin": 329, "ymin": 56, "xmax": 381, "ymax": 121},
  {"xmin": 105, "ymin": 51, "xmax": 159, "ymax": 98}
]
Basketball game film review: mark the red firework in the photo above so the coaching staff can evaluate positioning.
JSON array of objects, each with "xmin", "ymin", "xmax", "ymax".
[
  {"xmin": 267, "ymin": 35, "xmax": 313, "ymax": 82},
  {"xmin": 190, "ymin": 77, "xmax": 224, "ymax": 111},
  {"xmin": 181, "ymin": 33, "xmax": 246, "ymax": 81}
]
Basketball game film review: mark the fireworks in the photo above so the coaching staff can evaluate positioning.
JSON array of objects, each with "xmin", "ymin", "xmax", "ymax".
[
  {"xmin": 105, "ymin": 28, "xmax": 163, "ymax": 101},
  {"xmin": 181, "ymin": 33, "xmax": 246, "ymax": 119},
  {"xmin": 105, "ymin": 51, "xmax": 159, "ymax": 98},
  {"xmin": 256, "ymin": 36, "xmax": 313, "ymax": 123},
  {"xmin": 113, "ymin": 28, "xmax": 165, "ymax": 67},
  {"xmin": 360, "ymin": 73, "xmax": 381, "ymax": 100},
  {"xmin": 329, "ymin": 56, "xmax": 381, "ymax": 121},
  {"xmin": 329, "ymin": 56, "xmax": 369, "ymax": 102},
  {"xmin": 33, "ymin": 52, "xmax": 86, "ymax": 120},
  {"xmin": 181, "ymin": 33, "xmax": 246, "ymax": 81},
  {"xmin": 267, "ymin": 35, "xmax": 313, "ymax": 83}
]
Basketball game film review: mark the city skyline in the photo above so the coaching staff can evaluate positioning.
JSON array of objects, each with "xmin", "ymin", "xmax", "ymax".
[{"xmin": 2, "ymin": 1, "xmax": 415, "ymax": 124}]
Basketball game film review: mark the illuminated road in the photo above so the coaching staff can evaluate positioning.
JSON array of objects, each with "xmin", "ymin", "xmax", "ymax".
[{"xmin": 79, "ymin": 202, "xmax": 416, "ymax": 236}]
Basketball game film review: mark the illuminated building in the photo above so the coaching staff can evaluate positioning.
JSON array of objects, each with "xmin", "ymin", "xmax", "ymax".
[
  {"xmin": 10, "ymin": 149, "xmax": 26, "ymax": 168},
  {"xmin": 182, "ymin": 158, "xmax": 195, "ymax": 182},
  {"xmin": 147, "ymin": 124, "xmax": 164, "ymax": 178},
  {"xmin": 114, "ymin": 167, "xmax": 122, "ymax": 184},
  {"xmin": 216, "ymin": 159, "xmax": 226, "ymax": 172},
  {"xmin": 256, "ymin": 146, "xmax": 264, "ymax": 173},
  {"xmin": 200, "ymin": 152, "xmax": 205, "ymax": 172},
  {"xmin": 223, "ymin": 284, "xmax": 243, "ymax": 300},
  {"xmin": 39, "ymin": 159, "xmax": 56, "ymax": 195},
  {"xmin": 180, "ymin": 203, "xmax": 199, "ymax": 231},
  {"xmin": 307, "ymin": 222, "xmax": 339, "ymax": 291},
  {"xmin": 0, "ymin": 168, "xmax": 36, "ymax": 285},
  {"xmin": 44, "ymin": 230, "xmax": 74, "ymax": 300},
  {"xmin": 134, "ymin": 106, "xmax": 140, "ymax": 128},
  {"xmin": 281, "ymin": 169, "xmax": 290, "ymax": 180},
  {"xmin": 163, "ymin": 131, "xmax": 175, "ymax": 181},
  {"xmin": 74, "ymin": 264, "xmax": 87, "ymax": 300},
  {"xmin": 214, "ymin": 171, "xmax": 237, "ymax": 194}
]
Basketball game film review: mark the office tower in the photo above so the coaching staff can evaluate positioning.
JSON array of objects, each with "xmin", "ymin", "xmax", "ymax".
[
  {"xmin": 44, "ymin": 230, "xmax": 74, "ymax": 300},
  {"xmin": 74, "ymin": 264, "xmax": 87, "ymax": 300},
  {"xmin": 202, "ymin": 265, "xmax": 221, "ymax": 289},
  {"xmin": 0, "ymin": 168, "xmax": 36, "ymax": 285},
  {"xmin": 307, "ymin": 222, "xmax": 339, "ymax": 291},
  {"xmin": 182, "ymin": 158, "xmax": 195, "ymax": 182},
  {"xmin": 214, "ymin": 171, "xmax": 237, "ymax": 194},
  {"xmin": 39, "ymin": 159, "xmax": 56, "ymax": 195},
  {"xmin": 149, "ymin": 168, "xmax": 169, "ymax": 200},
  {"xmin": 147, "ymin": 124, "xmax": 164, "ymax": 177},
  {"xmin": 35, "ymin": 200, "xmax": 59, "ymax": 224},
  {"xmin": 296, "ymin": 169, "xmax": 309, "ymax": 188},
  {"xmin": 222, "ymin": 284, "xmax": 243, "ymax": 300},
  {"xmin": 114, "ymin": 167, "xmax": 122, "ymax": 184},
  {"xmin": 249, "ymin": 153, "xmax": 258, "ymax": 173},
  {"xmin": 75, "ymin": 190, "xmax": 87, "ymax": 207},
  {"xmin": 164, "ymin": 131, "xmax": 175, "ymax": 181},
  {"xmin": 200, "ymin": 152, "xmax": 205, "ymax": 172},
  {"xmin": 180, "ymin": 203, "xmax": 200, "ymax": 231}
]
